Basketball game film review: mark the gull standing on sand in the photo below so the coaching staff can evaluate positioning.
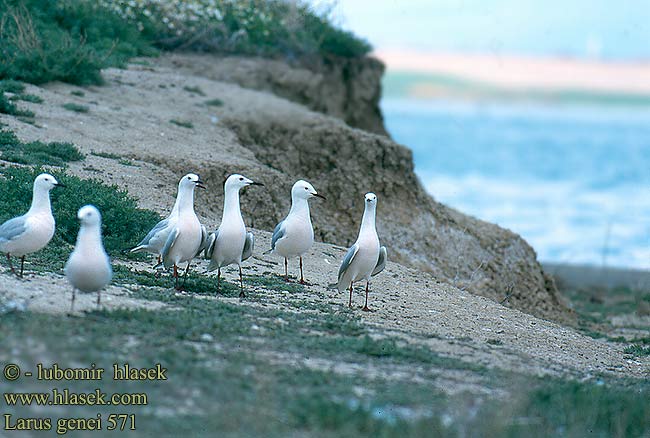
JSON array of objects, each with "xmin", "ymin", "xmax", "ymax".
[
  {"xmin": 0, "ymin": 173, "xmax": 63, "ymax": 277},
  {"xmin": 204, "ymin": 174, "xmax": 263, "ymax": 297},
  {"xmin": 161, "ymin": 173, "xmax": 206, "ymax": 289},
  {"xmin": 130, "ymin": 173, "xmax": 207, "ymax": 265},
  {"xmin": 337, "ymin": 193, "xmax": 387, "ymax": 311},
  {"xmin": 271, "ymin": 180, "xmax": 325, "ymax": 284},
  {"xmin": 65, "ymin": 205, "xmax": 112, "ymax": 311}
]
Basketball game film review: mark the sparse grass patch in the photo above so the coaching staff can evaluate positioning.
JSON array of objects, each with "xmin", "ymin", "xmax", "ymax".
[
  {"xmin": 170, "ymin": 119, "xmax": 193, "ymax": 128},
  {"xmin": 9, "ymin": 93, "xmax": 42, "ymax": 103},
  {"xmin": 487, "ymin": 338, "xmax": 503, "ymax": 345},
  {"xmin": 623, "ymin": 344, "xmax": 650, "ymax": 356},
  {"xmin": 118, "ymin": 158, "xmax": 138, "ymax": 167},
  {"xmin": 0, "ymin": 129, "xmax": 84, "ymax": 166},
  {"xmin": 245, "ymin": 274, "xmax": 306, "ymax": 294},
  {"xmin": 62, "ymin": 102, "xmax": 89, "ymax": 113},
  {"xmin": 112, "ymin": 265, "xmax": 240, "ymax": 298},
  {"xmin": 0, "ymin": 93, "xmax": 33, "ymax": 118},
  {"xmin": 204, "ymin": 98, "xmax": 224, "ymax": 107},
  {"xmin": 183, "ymin": 85, "xmax": 205, "ymax": 96},
  {"xmin": 0, "ymin": 81, "xmax": 35, "ymax": 118},
  {"xmin": 90, "ymin": 150, "xmax": 121, "ymax": 160},
  {"xmin": 70, "ymin": 90, "xmax": 85, "ymax": 97}
]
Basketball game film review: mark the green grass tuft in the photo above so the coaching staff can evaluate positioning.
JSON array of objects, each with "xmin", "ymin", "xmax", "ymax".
[
  {"xmin": 183, "ymin": 85, "xmax": 205, "ymax": 96},
  {"xmin": 62, "ymin": 102, "xmax": 89, "ymax": 113},
  {"xmin": 204, "ymin": 98, "xmax": 224, "ymax": 107},
  {"xmin": 0, "ymin": 129, "xmax": 84, "ymax": 166},
  {"xmin": 90, "ymin": 150, "xmax": 121, "ymax": 160},
  {"xmin": 170, "ymin": 119, "xmax": 193, "ymax": 129},
  {"xmin": 623, "ymin": 344, "xmax": 650, "ymax": 356},
  {"xmin": 70, "ymin": 90, "xmax": 85, "ymax": 97}
]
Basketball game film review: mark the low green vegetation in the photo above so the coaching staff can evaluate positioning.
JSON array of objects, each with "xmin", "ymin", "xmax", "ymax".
[
  {"xmin": 0, "ymin": 79, "xmax": 38, "ymax": 118},
  {"xmin": 205, "ymin": 98, "xmax": 224, "ymax": 107},
  {"xmin": 70, "ymin": 90, "xmax": 85, "ymax": 97},
  {"xmin": 0, "ymin": 129, "xmax": 84, "ymax": 166},
  {"xmin": 0, "ymin": 166, "xmax": 161, "ymax": 273},
  {"xmin": 623, "ymin": 344, "xmax": 650, "ymax": 357},
  {"xmin": 102, "ymin": 0, "xmax": 371, "ymax": 58},
  {"xmin": 1, "ymin": 0, "xmax": 370, "ymax": 88},
  {"xmin": 0, "ymin": 0, "xmax": 155, "ymax": 85},
  {"xmin": 90, "ymin": 150, "xmax": 121, "ymax": 160},
  {"xmin": 183, "ymin": 85, "xmax": 205, "ymax": 96},
  {"xmin": 61, "ymin": 102, "xmax": 89, "ymax": 113},
  {"xmin": 1, "ymin": 277, "xmax": 648, "ymax": 436},
  {"xmin": 170, "ymin": 118, "xmax": 194, "ymax": 129},
  {"xmin": 559, "ymin": 283, "xmax": 650, "ymax": 344}
]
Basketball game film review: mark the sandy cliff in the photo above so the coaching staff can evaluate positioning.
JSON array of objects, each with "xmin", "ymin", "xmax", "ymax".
[{"xmin": 1, "ymin": 54, "xmax": 569, "ymax": 323}]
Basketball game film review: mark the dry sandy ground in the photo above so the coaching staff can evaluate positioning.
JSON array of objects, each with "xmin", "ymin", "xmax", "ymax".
[
  {"xmin": 376, "ymin": 48, "xmax": 650, "ymax": 94},
  {"xmin": 1, "ymin": 58, "xmax": 648, "ymax": 394}
]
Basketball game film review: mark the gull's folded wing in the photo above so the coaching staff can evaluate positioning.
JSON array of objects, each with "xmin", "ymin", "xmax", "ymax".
[{"xmin": 371, "ymin": 246, "xmax": 387, "ymax": 276}]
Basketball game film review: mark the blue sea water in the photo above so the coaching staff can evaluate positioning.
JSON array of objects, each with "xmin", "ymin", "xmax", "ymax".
[{"xmin": 382, "ymin": 98, "xmax": 650, "ymax": 269}]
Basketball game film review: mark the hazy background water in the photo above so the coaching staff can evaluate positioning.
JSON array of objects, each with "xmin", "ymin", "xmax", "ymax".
[{"xmin": 382, "ymin": 98, "xmax": 650, "ymax": 269}]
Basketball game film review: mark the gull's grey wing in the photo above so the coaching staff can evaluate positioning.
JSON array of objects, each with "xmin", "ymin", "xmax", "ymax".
[
  {"xmin": 194, "ymin": 225, "xmax": 209, "ymax": 258},
  {"xmin": 161, "ymin": 228, "xmax": 179, "ymax": 268},
  {"xmin": 203, "ymin": 230, "xmax": 218, "ymax": 260},
  {"xmin": 242, "ymin": 232, "xmax": 254, "ymax": 261},
  {"xmin": 130, "ymin": 218, "xmax": 169, "ymax": 252},
  {"xmin": 0, "ymin": 216, "xmax": 27, "ymax": 244},
  {"xmin": 271, "ymin": 220, "xmax": 286, "ymax": 250},
  {"xmin": 372, "ymin": 246, "xmax": 387, "ymax": 276},
  {"xmin": 337, "ymin": 244, "xmax": 359, "ymax": 283}
]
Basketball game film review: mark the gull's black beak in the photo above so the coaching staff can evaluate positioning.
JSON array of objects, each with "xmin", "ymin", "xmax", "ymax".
[
  {"xmin": 250, "ymin": 181, "xmax": 264, "ymax": 187},
  {"xmin": 55, "ymin": 182, "xmax": 66, "ymax": 188},
  {"xmin": 196, "ymin": 180, "xmax": 207, "ymax": 189},
  {"xmin": 313, "ymin": 193, "xmax": 326, "ymax": 200}
]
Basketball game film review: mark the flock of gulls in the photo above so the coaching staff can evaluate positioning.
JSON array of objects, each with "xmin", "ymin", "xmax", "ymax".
[{"xmin": 0, "ymin": 172, "xmax": 387, "ymax": 311}]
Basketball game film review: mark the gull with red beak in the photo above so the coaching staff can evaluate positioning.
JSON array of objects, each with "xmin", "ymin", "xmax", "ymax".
[
  {"xmin": 270, "ymin": 180, "xmax": 325, "ymax": 284},
  {"xmin": 204, "ymin": 174, "xmax": 263, "ymax": 297}
]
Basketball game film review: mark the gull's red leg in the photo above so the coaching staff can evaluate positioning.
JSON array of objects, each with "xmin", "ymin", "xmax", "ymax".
[
  {"xmin": 348, "ymin": 283, "xmax": 353, "ymax": 308},
  {"xmin": 239, "ymin": 266, "xmax": 245, "ymax": 298},
  {"xmin": 6, "ymin": 254, "xmax": 17, "ymax": 276},
  {"xmin": 284, "ymin": 257, "xmax": 289, "ymax": 282},
  {"xmin": 299, "ymin": 256, "xmax": 307, "ymax": 285},
  {"xmin": 362, "ymin": 281, "xmax": 370, "ymax": 312}
]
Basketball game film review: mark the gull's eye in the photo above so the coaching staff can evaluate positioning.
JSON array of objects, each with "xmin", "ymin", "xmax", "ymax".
[
  {"xmin": 187, "ymin": 176, "xmax": 191, "ymax": 180},
  {"xmin": 239, "ymin": 177, "xmax": 244, "ymax": 181},
  {"xmin": 304, "ymin": 187, "xmax": 308, "ymax": 190}
]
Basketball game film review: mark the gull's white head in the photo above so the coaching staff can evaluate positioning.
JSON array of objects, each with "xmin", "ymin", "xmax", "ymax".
[
  {"xmin": 77, "ymin": 205, "xmax": 102, "ymax": 227},
  {"xmin": 225, "ymin": 174, "xmax": 263, "ymax": 191},
  {"xmin": 365, "ymin": 192, "xmax": 378, "ymax": 206},
  {"xmin": 292, "ymin": 180, "xmax": 325, "ymax": 200},
  {"xmin": 34, "ymin": 173, "xmax": 62, "ymax": 191},
  {"xmin": 179, "ymin": 173, "xmax": 206, "ymax": 190}
]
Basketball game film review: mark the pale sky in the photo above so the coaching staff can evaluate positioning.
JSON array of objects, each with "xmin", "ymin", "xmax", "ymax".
[{"xmin": 322, "ymin": 0, "xmax": 650, "ymax": 59}]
